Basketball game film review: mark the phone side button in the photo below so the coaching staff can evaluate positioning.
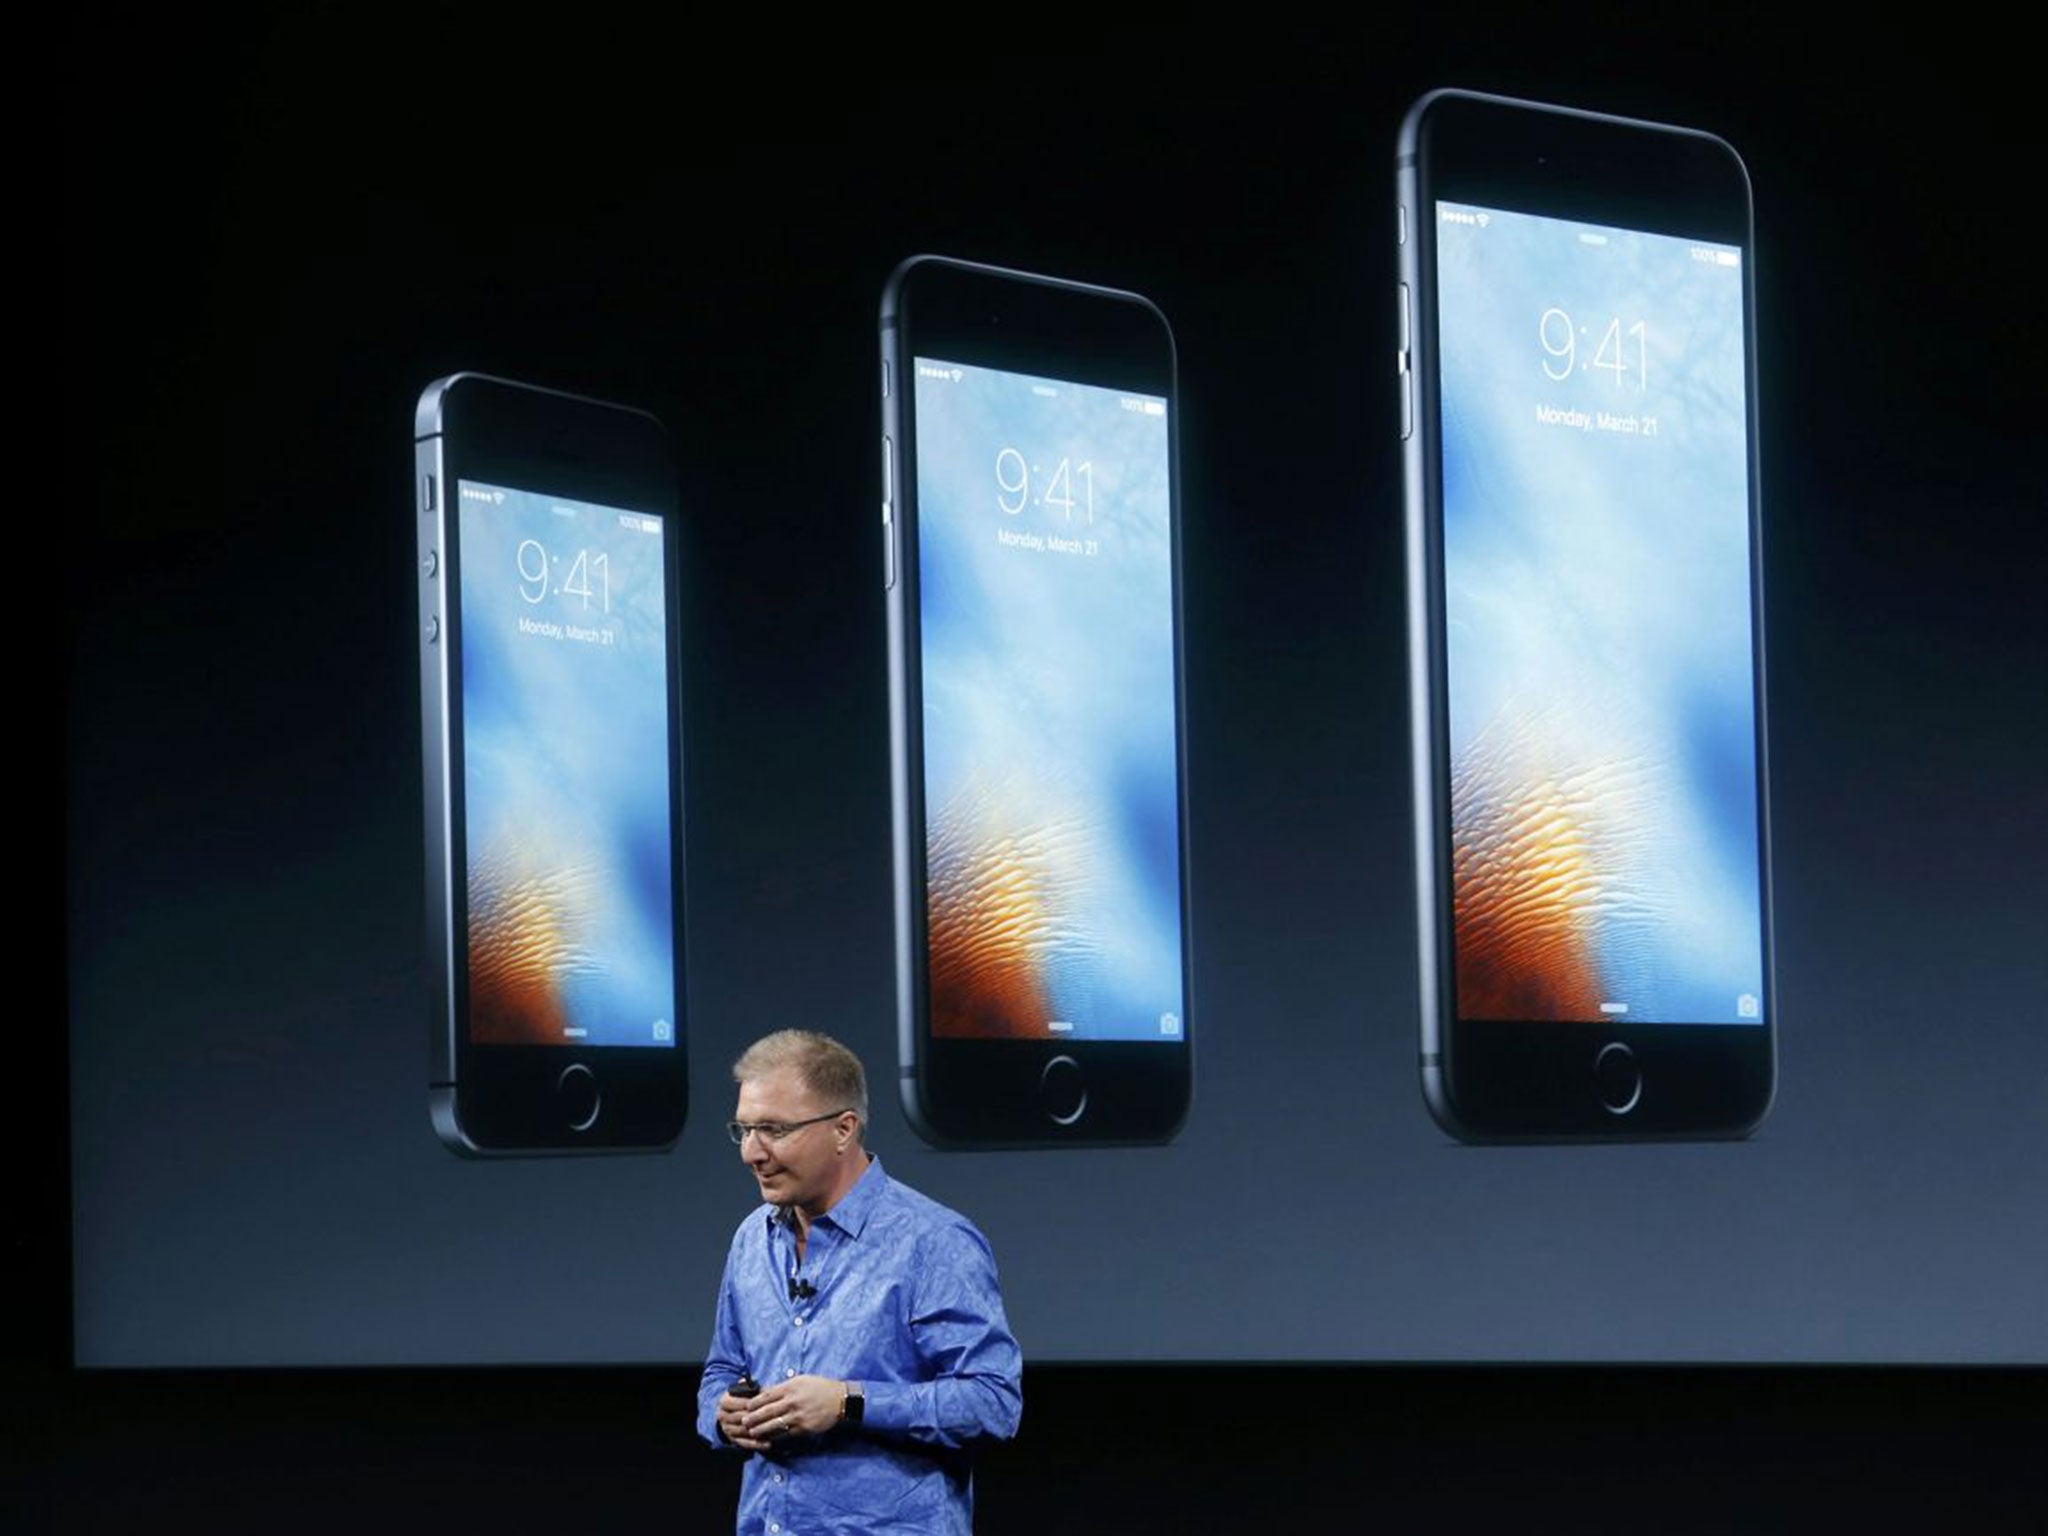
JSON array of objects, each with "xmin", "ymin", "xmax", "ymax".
[
  {"xmin": 424, "ymin": 615, "xmax": 439, "ymax": 644},
  {"xmin": 1036, "ymin": 1055, "xmax": 1087, "ymax": 1127},
  {"xmin": 1397, "ymin": 283, "xmax": 1414, "ymax": 440},
  {"xmin": 881, "ymin": 436, "xmax": 897, "ymax": 590},
  {"xmin": 421, "ymin": 473, "xmax": 436, "ymax": 514},
  {"xmin": 1593, "ymin": 1042, "xmax": 1641, "ymax": 1116},
  {"xmin": 558, "ymin": 1063, "xmax": 601, "ymax": 1132}
]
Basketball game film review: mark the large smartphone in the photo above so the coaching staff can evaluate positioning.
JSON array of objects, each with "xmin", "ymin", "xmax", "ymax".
[
  {"xmin": 881, "ymin": 256, "xmax": 1192, "ymax": 1146},
  {"xmin": 415, "ymin": 373, "xmax": 688, "ymax": 1155},
  {"xmin": 1398, "ymin": 91, "xmax": 1776, "ymax": 1140}
]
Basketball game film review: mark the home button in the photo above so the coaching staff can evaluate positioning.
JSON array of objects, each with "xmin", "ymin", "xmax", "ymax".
[
  {"xmin": 1593, "ymin": 1042, "xmax": 1641, "ymax": 1115},
  {"xmin": 557, "ymin": 1064, "xmax": 601, "ymax": 1132},
  {"xmin": 1037, "ymin": 1055, "xmax": 1088, "ymax": 1126}
]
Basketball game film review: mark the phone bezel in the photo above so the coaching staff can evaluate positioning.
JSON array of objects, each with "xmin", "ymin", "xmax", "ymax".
[
  {"xmin": 417, "ymin": 373, "xmax": 690, "ymax": 1155},
  {"xmin": 881, "ymin": 256, "xmax": 1193, "ymax": 1147},
  {"xmin": 1399, "ymin": 92, "xmax": 1777, "ymax": 1141}
]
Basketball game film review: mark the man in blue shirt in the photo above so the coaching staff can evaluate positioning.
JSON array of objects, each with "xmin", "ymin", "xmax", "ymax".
[{"xmin": 698, "ymin": 1030, "xmax": 1022, "ymax": 1534}]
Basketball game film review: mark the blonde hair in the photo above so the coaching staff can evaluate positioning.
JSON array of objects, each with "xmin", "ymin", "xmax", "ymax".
[{"xmin": 733, "ymin": 1030, "xmax": 868, "ymax": 1131}]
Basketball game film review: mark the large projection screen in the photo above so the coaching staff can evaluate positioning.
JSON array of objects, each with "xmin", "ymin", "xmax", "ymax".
[{"xmin": 66, "ymin": 19, "xmax": 2045, "ymax": 1367}]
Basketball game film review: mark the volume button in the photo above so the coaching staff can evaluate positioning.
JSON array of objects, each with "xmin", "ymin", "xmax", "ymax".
[
  {"xmin": 1397, "ymin": 283, "xmax": 1413, "ymax": 441},
  {"xmin": 882, "ymin": 436, "xmax": 895, "ymax": 590}
]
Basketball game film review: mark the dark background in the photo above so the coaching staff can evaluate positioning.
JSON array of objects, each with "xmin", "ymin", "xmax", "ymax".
[{"xmin": 48, "ymin": 6, "xmax": 2045, "ymax": 1527}]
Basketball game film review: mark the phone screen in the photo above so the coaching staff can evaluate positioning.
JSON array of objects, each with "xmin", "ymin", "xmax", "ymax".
[
  {"xmin": 910, "ymin": 357, "xmax": 1184, "ymax": 1044},
  {"xmin": 1433, "ymin": 202, "xmax": 1766, "ymax": 1028},
  {"xmin": 454, "ymin": 479, "xmax": 677, "ymax": 1049}
]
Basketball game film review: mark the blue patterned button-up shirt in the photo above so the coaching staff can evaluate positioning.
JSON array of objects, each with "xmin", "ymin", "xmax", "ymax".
[{"xmin": 696, "ymin": 1157, "xmax": 1023, "ymax": 1535}]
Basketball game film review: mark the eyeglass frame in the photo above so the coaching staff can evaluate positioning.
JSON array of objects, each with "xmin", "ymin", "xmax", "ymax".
[{"xmin": 726, "ymin": 1108, "xmax": 858, "ymax": 1146}]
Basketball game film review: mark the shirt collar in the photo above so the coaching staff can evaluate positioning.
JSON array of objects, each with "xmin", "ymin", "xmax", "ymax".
[{"xmin": 765, "ymin": 1153, "xmax": 886, "ymax": 1241}]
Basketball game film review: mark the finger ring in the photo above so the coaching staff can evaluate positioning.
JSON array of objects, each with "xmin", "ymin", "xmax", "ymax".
[{"xmin": 781, "ymin": 1416, "xmax": 792, "ymax": 1434}]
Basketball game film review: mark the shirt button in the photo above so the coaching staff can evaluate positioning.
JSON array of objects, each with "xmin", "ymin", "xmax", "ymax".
[
  {"xmin": 770, "ymin": 1526, "xmax": 780, "ymax": 1534},
  {"xmin": 793, "ymin": 1316, "xmax": 804, "ymax": 1326},
  {"xmin": 773, "ymin": 1473, "xmax": 784, "ymax": 1484},
  {"xmin": 785, "ymin": 1368, "xmax": 796, "ymax": 1378}
]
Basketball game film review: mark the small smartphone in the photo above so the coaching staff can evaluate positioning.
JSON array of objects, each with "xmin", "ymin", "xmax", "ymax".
[
  {"xmin": 731, "ymin": 1375, "xmax": 760, "ymax": 1399},
  {"xmin": 881, "ymin": 256, "xmax": 1192, "ymax": 1146},
  {"xmin": 415, "ymin": 373, "xmax": 688, "ymax": 1154},
  {"xmin": 1397, "ymin": 91, "xmax": 1776, "ymax": 1140}
]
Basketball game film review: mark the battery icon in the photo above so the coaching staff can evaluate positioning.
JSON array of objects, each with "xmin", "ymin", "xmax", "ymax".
[{"xmin": 1143, "ymin": 401, "xmax": 1165, "ymax": 416}]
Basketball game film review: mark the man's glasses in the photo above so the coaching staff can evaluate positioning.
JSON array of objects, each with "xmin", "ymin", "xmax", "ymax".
[{"xmin": 726, "ymin": 1109, "xmax": 854, "ymax": 1146}]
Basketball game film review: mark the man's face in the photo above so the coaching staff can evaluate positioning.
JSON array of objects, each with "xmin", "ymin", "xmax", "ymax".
[{"xmin": 733, "ymin": 1066, "xmax": 850, "ymax": 1212}]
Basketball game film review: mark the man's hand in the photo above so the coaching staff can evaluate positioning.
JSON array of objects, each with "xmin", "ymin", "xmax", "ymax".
[
  {"xmin": 739, "ymin": 1375, "xmax": 850, "ymax": 1445},
  {"xmin": 716, "ymin": 1390, "xmax": 774, "ymax": 1453}
]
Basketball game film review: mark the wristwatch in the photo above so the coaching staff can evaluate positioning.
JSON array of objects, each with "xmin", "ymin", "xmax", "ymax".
[{"xmin": 840, "ymin": 1380, "xmax": 865, "ymax": 1426}]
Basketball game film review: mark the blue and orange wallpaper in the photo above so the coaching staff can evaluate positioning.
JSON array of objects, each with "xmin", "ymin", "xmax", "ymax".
[
  {"xmin": 1437, "ymin": 205, "xmax": 1765, "ymax": 1025},
  {"xmin": 912, "ymin": 360, "xmax": 1183, "ymax": 1043},
  {"xmin": 457, "ymin": 482, "xmax": 676, "ymax": 1048}
]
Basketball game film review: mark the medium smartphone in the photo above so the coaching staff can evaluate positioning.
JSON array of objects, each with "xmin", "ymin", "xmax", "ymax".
[
  {"xmin": 1397, "ymin": 91, "xmax": 1776, "ymax": 1140},
  {"xmin": 881, "ymin": 256, "xmax": 1192, "ymax": 1145},
  {"xmin": 415, "ymin": 373, "xmax": 688, "ymax": 1154}
]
